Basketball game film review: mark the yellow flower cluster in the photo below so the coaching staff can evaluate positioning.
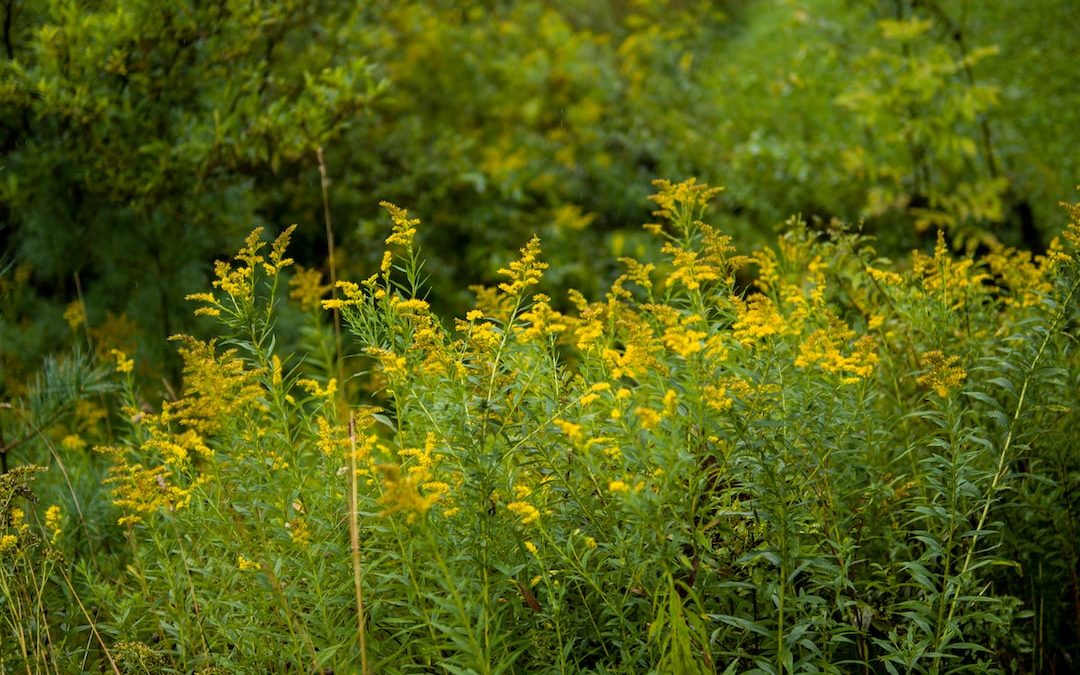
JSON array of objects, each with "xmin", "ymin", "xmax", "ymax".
[
  {"xmin": 647, "ymin": 178, "xmax": 724, "ymax": 224},
  {"xmin": 380, "ymin": 201, "xmax": 419, "ymax": 249},
  {"xmin": 518, "ymin": 294, "xmax": 568, "ymax": 343},
  {"xmin": 187, "ymin": 226, "xmax": 296, "ymax": 316},
  {"xmin": 911, "ymin": 230, "xmax": 988, "ymax": 310},
  {"xmin": 507, "ymin": 501, "xmax": 540, "ymax": 525},
  {"xmin": 795, "ymin": 320, "xmax": 878, "ymax": 384},
  {"xmin": 161, "ymin": 336, "xmax": 264, "ymax": 435},
  {"xmin": 64, "ymin": 301, "xmax": 86, "ymax": 331},
  {"xmin": 377, "ymin": 434, "xmax": 449, "ymax": 523},
  {"xmin": 498, "ymin": 236, "xmax": 548, "ymax": 297},
  {"xmin": 110, "ymin": 348, "xmax": 135, "ymax": 374},
  {"xmin": 45, "ymin": 505, "xmax": 62, "ymax": 544},
  {"xmin": 917, "ymin": 350, "xmax": 967, "ymax": 397},
  {"xmin": 732, "ymin": 294, "xmax": 786, "ymax": 346},
  {"xmin": 289, "ymin": 266, "xmax": 330, "ymax": 312},
  {"xmin": 101, "ymin": 456, "xmax": 207, "ymax": 527}
]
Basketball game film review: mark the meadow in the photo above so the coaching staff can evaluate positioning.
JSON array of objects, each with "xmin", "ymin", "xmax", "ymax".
[{"xmin": 2, "ymin": 1, "xmax": 1079, "ymax": 673}]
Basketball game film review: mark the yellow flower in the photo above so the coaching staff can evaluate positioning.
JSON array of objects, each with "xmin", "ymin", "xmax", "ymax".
[
  {"xmin": 61, "ymin": 434, "xmax": 87, "ymax": 452},
  {"xmin": 289, "ymin": 266, "xmax": 330, "ymax": 312},
  {"xmin": 498, "ymin": 236, "xmax": 548, "ymax": 296},
  {"xmin": 237, "ymin": 554, "xmax": 260, "ymax": 571},
  {"xmin": 554, "ymin": 419, "xmax": 584, "ymax": 444},
  {"xmin": 375, "ymin": 461, "xmax": 442, "ymax": 524},
  {"xmin": 64, "ymin": 301, "xmax": 86, "ymax": 331},
  {"xmin": 45, "ymin": 505, "xmax": 62, "ymax": 544},
  {"xmin": 584, "ymin": 536, "xmax": 598, "ymax": 549},
  {"xmin": 917, "ymin": 350, "xmax": 967, "ymax": 397},
  {"xmin": 609, "ymin": 480, "xmax": 629, "ymax": 493},
  {"xmin": 287, "ymin": 517, "xmax": 310, "ymax": 546},
  {"xmin": 298, "ymin": 378, "xmax": 337, "ymax": 400},
  {"xmin": 507, "ymin": 501, "xmax": 540, "ymax": 525},
  {"xmin": 265, "ymin": 225, "xmax": 297, "ymax": 274},
  {"xmin": 110, "ymin": 349, "xmax": 134, "ymax": 374},
  {"xmin": 0, "ymin": 534, "xmax": 17, "ymax": 555},
  {"xmin": 635, "ymin": 406, "xmax": 662, "ymax": 430},
  {"xmin": 732, "ymin": 294, "xmax": 785, "ymax": 346},
  {"xmin": 380, "ymin": 202, "xmax": 420, "ymax": 248},
  {"xmin": 524, "ymin": 541, "xmax": 539, "ymax": 556}
]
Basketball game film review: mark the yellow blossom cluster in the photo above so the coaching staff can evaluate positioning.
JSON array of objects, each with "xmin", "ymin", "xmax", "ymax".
[
  {"xmin": 189, "ymin": 226, "xmax": 296, "ymax": 315},
  {"xmin": 377, "ymin": 433, "xmax": 450, "ymax": 523},
  {"xmin": 100, "ymin": 454, "xmax": 208, "ymax": 527},
  {"xmin": 794, "ymin": 318, "xmax": 878, "ymax": 383},
  {"xmin": 518, "ymin": 294, "xmax": 568, "ymax": 343},
  {"xmin": 647, "ymin": 178, "xmax": 724, "ymax": 224},
  {"xmin": 288, "ymin": 266, "xmax": 330, "ymax": 312},
  {"xmin": 498, "ymin": 236, "xmax": 548, "ymax": 296},
  {"xmin": 507, "ymin": 501, "xmax": 540, "ymax": 525},
  {"xmin": 110, "ymin": 348, "xmax": 134, "ymax": 374},
  {"xmin": 732, "ymin": 294, "xmax": 786, "ymax": 346},
  {"xmin": 64, "ymin": 301, "xmax": 86, "ymax": 331},
  {"xmin": 911, "ymin": 230, "xmax": 989, "ymax": 310},
  {"xmin": 161, "ymin": 336, "xmax": 264, "ymax": 435},
  {"xmin": 380, "ymin": 201, "xmax": 419, "ymax": 249},
  {"xmin": 917, "ymin": 350, "xmax": 967, "ymax": 397}
]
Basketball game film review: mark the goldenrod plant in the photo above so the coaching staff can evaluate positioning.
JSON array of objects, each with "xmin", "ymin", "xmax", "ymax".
[{"xmin": 3, "ymin": 179, "xmax": 1077, "ymax": 672}]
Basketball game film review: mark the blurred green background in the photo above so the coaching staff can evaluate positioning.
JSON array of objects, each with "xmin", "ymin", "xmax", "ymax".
[{"xmin": 2, "ymin": 0, "xmax": 1078, "ymax": 387}]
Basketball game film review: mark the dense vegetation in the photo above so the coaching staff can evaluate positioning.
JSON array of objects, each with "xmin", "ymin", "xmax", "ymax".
[{"xmin": 2, "ymin": 1, "xmax": 1079, "ymax": 673}]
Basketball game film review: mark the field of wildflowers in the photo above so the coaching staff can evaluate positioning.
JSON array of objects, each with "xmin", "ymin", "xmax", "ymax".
[{"xmin": 2, "ymin": 179, "xmax": 1078, "ymax": 673}]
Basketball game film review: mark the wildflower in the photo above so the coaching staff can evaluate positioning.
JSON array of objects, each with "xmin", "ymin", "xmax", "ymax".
[
  {"xmin": 45, "ymin": 505, "xmax": 62, "ymax": 544},
  {"xmin": 265, "ymin": 225, "xmax": 297, "ymax": 274},
  {"xmin": 663, "ymin": 389, "xmax": 678, "ymax": 415},
  {"xmin": 315, "ymin": 416, "xmax": 347, "ymax": 456},
  {"xmin": 161, "ymin": 337, "xmax": 263, "ymax": 435},
  {"xmin": 287, "ymin": 517, "xmax": 310, "ymax": 546},
  {"xmin": 917, "ymin": 350, "xmax": 967, "ymax": 397},
  {"xmin": 794, "ymin": 315, "xmax": 878, "ymax": 382},
  {"xmin": 392, "ymin": 298, "xmax": 431, "ymax": 314},
  {"xmin": 100, "ymin": 454, "xmax": 207, "ymax": 526},
  {"xmin": 648, "ymin": 178, "xmax": 724, "ymax": 223},
  {"xmin": 64, "ymin": 301, "xmax": 86, "ymax": 331},
  {"xmin": 609, "ymin": 480, "xmax": 630, "ymax": 493},
  {"xmin": 866, "ymin": 266, "xmax": 904, "ymax": 287},
  {"xmin": 507, "ymin": 501, "xmax": 540, "ymax": 525},
  {"xmin": 662, "ymin": 323, "xmax": 707, "ymax": 358},
  {"xmin": 298, "ymin": 378, "xmax": 337, "ymax": 400},
  {"xmin": 518, "ymin": 294, "xmax": 568, "ymax": 342},
  {"xmin": 664, "ymin": 244, "xmax": 719, "ymax": 291},
  {"xmin": 554, "ymin": 419, "xmax": 584, "ymax": 444},
  {"xmin": 732, "ymin": 294, "xmax": 785, "ymax": 346},
  {"xmin": 237, "ymin": 554, "xmax": 260, "ymax": 571},
  {"xmin": 611, "ymin": 258, "xmax": 655, "ymax": 299},
  {"xmin": 498, "ymin": 236, "xmax": 548, "ymax": 296},
  {"xmin": 110, "ymin": 349, "xmax": 134, "ymax": 374},
  {"xmin": 61, "ymin": 434, "xmax": 86, "ymax": 452},
  {"xmin": 524, "ymin": 541, "xmax": 539, "ymax": 556},
  {"xmin": 635, "ymin": 406, "xmax": 662, "ymax": 430},
  {"xmin": 574, "ymin": 319, "xmax": 605, "ymax": 351},
  {"xmin": 289, "ymin": 266, "xmax": 330, "ymax": 312},
  {"xmin": 380, "ymin": 201, "xmax": 420, "ymax": 248},
  {"xmin": 0, "ymin": 534, "xmax": 16, "ymax": 555},
  {"xmin": 375, "ymin": 463, "xmax": 442, "ymax": 523},
  {"xmin": 584, "ymin": 536, "xmax": 598, "ymax": 549}
]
